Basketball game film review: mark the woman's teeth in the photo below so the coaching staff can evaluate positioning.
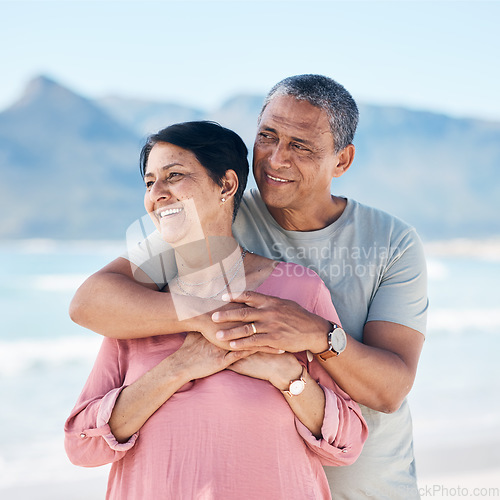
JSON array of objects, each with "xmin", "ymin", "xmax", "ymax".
[{"xmin": 160, "ymin": 208, "xmax": 182, "ymax": 218}]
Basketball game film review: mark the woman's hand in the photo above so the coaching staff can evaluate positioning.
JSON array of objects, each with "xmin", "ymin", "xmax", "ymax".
[
  {"xmin": 227, "ymin": 351, "xmax": 303, "ymax": 391},
  {"xmin": 170, "ymin": 331, "xmax": 255, "ymax": 381}
]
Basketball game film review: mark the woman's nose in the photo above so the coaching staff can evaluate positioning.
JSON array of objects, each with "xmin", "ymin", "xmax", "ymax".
[{"xmin": 149, "ymin": 181, "xmax": 171, "ymax": 203}]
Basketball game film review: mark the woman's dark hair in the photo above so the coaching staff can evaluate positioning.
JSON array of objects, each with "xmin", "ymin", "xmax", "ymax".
[{"xmin": 140, "ymin": 121, "xmax": 248, "ymax": 221}]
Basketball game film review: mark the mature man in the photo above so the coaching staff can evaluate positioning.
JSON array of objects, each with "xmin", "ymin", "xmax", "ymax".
[{"xmin": 71, "ymin": 75, "xmax": 428, "ymax": 499}]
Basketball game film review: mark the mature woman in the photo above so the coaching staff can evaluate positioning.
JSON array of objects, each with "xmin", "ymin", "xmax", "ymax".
[{"xmin": 64, "ymin": 121, "xmax": 367, "ymax": 499}]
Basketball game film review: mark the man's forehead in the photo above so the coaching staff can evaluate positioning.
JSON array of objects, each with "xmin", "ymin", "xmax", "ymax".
[{"xmin": 260, "ymin": 95, "xmax": 330, "ymax": 132}]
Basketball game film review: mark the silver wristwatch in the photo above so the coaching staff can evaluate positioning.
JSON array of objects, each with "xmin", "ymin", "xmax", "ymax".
[{"xmin": 317, "ymin": 323, "xmax": 347, "ymax": 361}]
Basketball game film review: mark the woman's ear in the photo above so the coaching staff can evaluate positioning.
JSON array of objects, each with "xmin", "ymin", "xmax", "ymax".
[{"xmin": 220, "ymin": 169, "xmax": 239, "ymax": 201}]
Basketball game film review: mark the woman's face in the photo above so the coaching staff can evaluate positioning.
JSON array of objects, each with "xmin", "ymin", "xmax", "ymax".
[{"xmin": 143, "ymin": 142, "xmax": 230, "ymax": 246}]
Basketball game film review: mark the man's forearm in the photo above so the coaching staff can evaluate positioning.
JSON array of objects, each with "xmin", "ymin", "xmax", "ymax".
[
  {"xmin": 317, "ymin": 322, "xmax": 424, "ymax": 413},
  {"xmin": 69, "ymin": 271, "xmax": 191, "ymax": 338}
]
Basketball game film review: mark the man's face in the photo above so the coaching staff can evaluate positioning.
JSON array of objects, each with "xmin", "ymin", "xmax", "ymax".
[{"xmin": 253, "ymin": 95, "xmax": 340, "ymax": 213}]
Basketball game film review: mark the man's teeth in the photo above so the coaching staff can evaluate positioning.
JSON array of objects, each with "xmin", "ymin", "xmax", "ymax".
[
  {"xmin": 267, "ymin": 174, "xmax": 289, "ymax": 183},
  {"xmin": 160, "ymin": 208, "xmax": 182, "ymax": 218}
]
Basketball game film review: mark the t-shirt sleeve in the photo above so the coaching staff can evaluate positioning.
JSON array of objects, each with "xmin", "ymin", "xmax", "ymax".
[
  {"xmin": 122, "ymin": 229, "xmax": 176, "ymax": 289},
  {"xmin": 367, "ymin": 228, "xmax": 428, "ymax": 335}
]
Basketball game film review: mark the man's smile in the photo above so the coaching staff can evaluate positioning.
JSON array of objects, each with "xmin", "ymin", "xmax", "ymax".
[{"xmin": 266, "ymin": 173, "xmax": 292, "ymax": 183}]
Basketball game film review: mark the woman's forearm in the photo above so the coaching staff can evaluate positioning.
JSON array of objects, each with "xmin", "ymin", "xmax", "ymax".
[
  {"xmin": 273, "ymin": 368, "xmax": 325, "ymax": 439},
  {"xmin": 108, "ymin": 333, "xmax": 253, "ymax": 442},
  {"xmin": 108, "ymin": 354, "xmax": 190, "ymax": 442}
]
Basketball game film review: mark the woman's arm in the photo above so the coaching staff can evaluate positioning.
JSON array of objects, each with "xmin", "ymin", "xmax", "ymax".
[
  {"xmin": 227, "ymin": 353, "xmax": 325, "ymax": 438},
  {"xmin": 227, "ymin": 352, "xmax": 368, "ymax": 465},
  {"xmin": 109, "ymin": 333, "xmax": 253, "ymax": 442}
]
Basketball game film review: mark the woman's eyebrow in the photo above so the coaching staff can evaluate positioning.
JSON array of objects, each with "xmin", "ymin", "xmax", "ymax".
[{"xmin": 144, "ymin": 163, "xmax": 183, "ymax": 178}]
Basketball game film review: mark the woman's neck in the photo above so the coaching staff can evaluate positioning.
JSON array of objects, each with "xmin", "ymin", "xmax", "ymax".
[{"xmin": 174, "ymin": 236, "xmax": 240, "ymax": 275}]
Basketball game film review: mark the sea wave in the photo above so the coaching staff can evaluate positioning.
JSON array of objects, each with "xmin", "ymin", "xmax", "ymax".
[
  {"xmin": 0, "ymin": 336, "xmax": 102, "ymax": 377},
  {"xmin": 29, "ymin": 274, "xmax": 90, "ymax": 292},
  {"xmin": 0, "ymin": 239, "xmax": 126, "ymax": 254},
  {"xmin": 425, "ymin": 237, "xmax": 500, "ymax": 261},
  {"xmin": 428, "ymin": 307, "xmax": 500, "ymax": 333}
]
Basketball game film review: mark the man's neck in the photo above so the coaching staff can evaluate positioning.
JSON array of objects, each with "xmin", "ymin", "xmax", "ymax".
[{"xmin": 267, "ymin": 196, "xmax": 347, "ymax": 232}]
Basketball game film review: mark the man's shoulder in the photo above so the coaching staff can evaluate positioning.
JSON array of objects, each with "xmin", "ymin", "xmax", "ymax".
[
  {"xmin": 346, "ymin": 198, "xmax": 419, "ymax": 242},
  {"xmin": 348, "ymin": 198, "xmax": 412, "ymax": 227},
  {"xmin": 240, "ymin": 189, "xmax": 265, "ymax": 215}
]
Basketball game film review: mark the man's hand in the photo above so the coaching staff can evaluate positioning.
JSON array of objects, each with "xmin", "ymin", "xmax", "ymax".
[
  {"xmin": 211, "ymin": 291, "xmax": 332, "ymax": 353},
  {"xmin": 192, "ymin": 299, "xmax": 286, "ymax": 354}
]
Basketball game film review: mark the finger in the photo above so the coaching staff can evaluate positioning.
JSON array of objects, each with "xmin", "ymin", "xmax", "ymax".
[
  {"xmin": 215, "ymin": 322, "xmax": 257, "ymax": 342},
  {"xmin": 220, "ymin": 290, "xmax": 274, "ymax": 308},
  {"xmin": 253, "ymin": 346, "xmax": 285, "ymax": 354},
  {"xmin": 212, "ymin": 305, "xmax": 256, "ymax": 324},
  {"xmin": 224, "ymin": 349, "xmax": 257, "ymax": 365},
  {"xmin": 227, "ymin": 333, "xmax": 282, "ymax": 352}
]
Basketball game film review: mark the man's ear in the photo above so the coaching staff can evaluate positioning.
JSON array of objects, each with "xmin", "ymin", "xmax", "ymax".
[
  {"xmin": 332, "ymin": 144, "xmax": 355, "ymax": 178},
  {"xmin": 221, "ymin": 169, "xmax": 239, "ymax": 199}
]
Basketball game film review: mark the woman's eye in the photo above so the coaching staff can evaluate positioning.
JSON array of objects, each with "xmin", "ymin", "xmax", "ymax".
[{"xmin": 167, "ymin": 172, "xmax": 182, "ymax": 181}]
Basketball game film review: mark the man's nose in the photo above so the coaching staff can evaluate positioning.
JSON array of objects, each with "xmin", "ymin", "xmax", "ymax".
[{"xmin": 268, "ymin": 142, "xmax": 290, "ymax": 170}]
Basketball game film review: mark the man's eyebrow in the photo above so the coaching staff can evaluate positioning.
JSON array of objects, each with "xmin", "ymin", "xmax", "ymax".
[
  {"xmin": 260, "ymin": 126, "xmax": 315, "ymax": 147},
  {"xmin": 144, "ymin": 163, "xmax": 183, "ymax": 178}
]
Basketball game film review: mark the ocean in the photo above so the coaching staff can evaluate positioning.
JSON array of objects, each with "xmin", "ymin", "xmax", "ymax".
[{"xmin": 1, "ymin": 239, "xmax": 499, "ymax": 496}]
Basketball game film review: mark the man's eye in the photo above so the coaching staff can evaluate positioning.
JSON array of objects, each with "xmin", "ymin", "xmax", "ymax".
[
  {"xmin": 145, "ymin": 181, "xmax": 154, "ymax": 189},
  {"xmin": 259, "ymin": 132, "xmax": 275, "ymax": 141},
  {"xmin": 293, "ymin": 143, "xmax": 310, "ymax": 152}
]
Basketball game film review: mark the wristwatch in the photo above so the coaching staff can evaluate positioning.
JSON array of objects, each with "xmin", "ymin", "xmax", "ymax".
[
  {"xmin": 317, "ymin": 323, "xmax": 347, "ymax": 361},
  {"xmin": 283, "ymin": 365, "xmax": 307, "ymax": 397}
]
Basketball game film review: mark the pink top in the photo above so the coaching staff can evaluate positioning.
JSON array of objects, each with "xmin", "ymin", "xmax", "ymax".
[{"xmin": 65, "ymin": 262, "xmax": 368, "ymax": 499}]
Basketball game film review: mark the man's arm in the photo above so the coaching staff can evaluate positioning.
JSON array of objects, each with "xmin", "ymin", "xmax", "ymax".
[
  {"xmin": 69, "ymin": 257, "xmax": 192, "ymax": 338},
  {"xmin": 69, "ymin": 257, "xmax": 281, "ymax": 354},
  {"xmin": 211, "ymin": 291, "xmax": 424, "ymax": 414}
]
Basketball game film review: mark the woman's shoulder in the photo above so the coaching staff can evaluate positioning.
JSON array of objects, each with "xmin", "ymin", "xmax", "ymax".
[{"xmin": 254, "ymin": 259, "xmax": 327, "ymax": 308}]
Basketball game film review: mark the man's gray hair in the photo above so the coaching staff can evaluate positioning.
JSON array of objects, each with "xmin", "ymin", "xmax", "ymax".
[{"xmin": 259, "ymin": 74, "xmax": 359, "ymax": 153}]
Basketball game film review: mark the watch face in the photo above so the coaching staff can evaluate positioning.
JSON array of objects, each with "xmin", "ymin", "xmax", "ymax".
[
  {"xmin": 289, "ymin": 379, "xmax": 306, "ymax": 396},
  {"xmin": 331, "ymin": 327, "xmax": 347, "ymax": 354}
]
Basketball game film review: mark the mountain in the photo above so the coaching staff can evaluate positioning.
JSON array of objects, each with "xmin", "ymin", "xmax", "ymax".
[
  {"xmin": 0, "ymin": 75, "xmax": 499, "ymax": 240},
  {"xmin": 98, "ymin": 96, "xmax": 204, "ymax": 137},
  {"xmin": 0, "ymin": 75, "xmax": 145, "ymax": 239},
  {"xmin": 337, "ymin": 105, "xmax": 500, "ymax": 239}
]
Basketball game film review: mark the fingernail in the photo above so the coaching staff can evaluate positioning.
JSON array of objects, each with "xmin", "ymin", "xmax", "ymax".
[
  {"xmin": 212, "ymin": 312, "xmax": 219, "ymax": 321},
  {"xmin": 230, "ymin": 341, "xmax": 236, "ymax": 348},
  {"xmin": 277, "ymin": 350, "xmax": 285, "ymax": 354},
  {"xmin": 216, "ymin": 331, "xmax": 224, "ymax": 340},
  {"xmin": 221, "ymin": 293, "xmax": 230, "ymax": 301}
]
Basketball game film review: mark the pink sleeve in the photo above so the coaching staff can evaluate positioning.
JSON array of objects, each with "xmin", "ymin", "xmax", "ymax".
[
  {"xmin": 294, "ymin": 278, "xmax": 368, "ymax": 466},
  {"xmin": 64, "ymin": 338, "xmax": 138, "ymax": 467}
]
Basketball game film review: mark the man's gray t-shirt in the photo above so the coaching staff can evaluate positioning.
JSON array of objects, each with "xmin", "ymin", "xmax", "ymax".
[{"xmin": 125, "ymin": 189, "xmax": 428, "ymax": 499}]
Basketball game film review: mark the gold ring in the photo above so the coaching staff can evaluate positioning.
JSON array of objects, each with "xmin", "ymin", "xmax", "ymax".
[{"xmin": 251, "ymin": 322, "xmax": 257, "ymax": 334}]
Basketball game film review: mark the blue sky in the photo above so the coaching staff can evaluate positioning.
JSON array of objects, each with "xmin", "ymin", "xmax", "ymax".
[{"xmin": 1, "ymin": 0, "xmax": 499, "ymax": 121}]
